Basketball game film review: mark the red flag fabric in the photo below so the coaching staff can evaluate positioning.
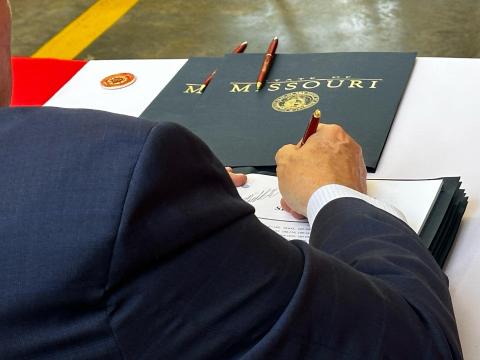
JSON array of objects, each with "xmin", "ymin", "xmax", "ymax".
[{"xmin": 11, "ymin": 57, "xmax": 87, "ymax": 106}]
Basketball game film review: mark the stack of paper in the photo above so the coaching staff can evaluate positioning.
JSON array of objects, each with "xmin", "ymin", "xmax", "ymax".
[{"xmin": 237, "ymin": 174, "xmax": 467, "ymax": 267}]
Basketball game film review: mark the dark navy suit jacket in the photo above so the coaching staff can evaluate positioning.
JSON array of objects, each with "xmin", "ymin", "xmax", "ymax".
[{"xmin": 0, "ymin": 107, "xmax": 462, "ymax": 359}]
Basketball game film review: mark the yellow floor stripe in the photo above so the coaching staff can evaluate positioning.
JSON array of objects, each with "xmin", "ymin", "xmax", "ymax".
[{"xmin": 32, "ymin": 0, "xmax": 139, "ymax": 59}]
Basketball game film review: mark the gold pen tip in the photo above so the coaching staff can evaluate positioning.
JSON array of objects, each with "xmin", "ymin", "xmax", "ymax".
[
  {"xmin": 313, "ymin": 109, "xmax": 321, "ymax": 118},
  {"xmin": 256, "ymin": 82, "xmax": 262, "ymax": 90}
]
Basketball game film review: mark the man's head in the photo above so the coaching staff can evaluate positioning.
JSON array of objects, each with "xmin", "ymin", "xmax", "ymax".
[{"xmin": 0, "ymin": 0, "xmax": 12, "ymax": 106}]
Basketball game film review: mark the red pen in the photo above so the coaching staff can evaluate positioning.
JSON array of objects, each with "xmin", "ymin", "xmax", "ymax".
[
  {"xmin": 256, "ymin": 36, "xmax": 278, "ymax": 90},
  {"xmin": 232, "ymin": 41, "xmax": 248, "ymax": 54},
  {"xmin": 199, "ymin": 41, "xmax": 248, "ymax": 93},
  {"xmin": 199, "ymin": 70, "xmax": 217, "ymax": 93},
  {"xmin": 301, "ymin": 109, "xmax": 321, "ymax": 146}
]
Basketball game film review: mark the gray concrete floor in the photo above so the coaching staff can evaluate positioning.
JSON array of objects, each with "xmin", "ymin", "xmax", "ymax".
[
  {"xmin": 10, "ymin": 0, "xmax": 480, "ymax": 59},
  {"xmin": 11, "ymin": 0, "xmax": 96, "ymax": 56}
]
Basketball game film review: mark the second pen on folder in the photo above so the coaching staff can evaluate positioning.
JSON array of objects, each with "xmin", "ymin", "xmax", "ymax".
[
  {"xmin": 199, "ymin": 41, "xmax": 248, "ymax": 93},
  {"xmin": 256, "ymin": 36, "xmax": 278, "ymax": 91}
]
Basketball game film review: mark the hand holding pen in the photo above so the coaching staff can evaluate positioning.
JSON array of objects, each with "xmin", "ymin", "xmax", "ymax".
[{"xmin": 276, "ymin": 108, "xmax": 367, "ymax": 216}]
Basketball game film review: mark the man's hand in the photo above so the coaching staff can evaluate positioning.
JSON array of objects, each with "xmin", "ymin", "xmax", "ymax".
[
  {"xmin": 226, "ymin": 167, "xmax": 247, "ymax": 187},
  {"xmin": 275, "ymin": 124, "xmax": 367, "ymax": 217}
]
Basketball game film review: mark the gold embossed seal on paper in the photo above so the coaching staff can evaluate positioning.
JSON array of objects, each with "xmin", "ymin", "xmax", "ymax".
[
  {"xmin": 100, "ymin": 73, "xmax": 136, "ymax": 90},
  {"xmin": 272, "ymin": 91, "xmax": 319, "ymax": 113}
]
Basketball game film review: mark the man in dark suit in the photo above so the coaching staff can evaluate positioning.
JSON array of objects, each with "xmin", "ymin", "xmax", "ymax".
[{"xmin": 0, "ymin": 1, "xmax": 462, "ymax": 358}]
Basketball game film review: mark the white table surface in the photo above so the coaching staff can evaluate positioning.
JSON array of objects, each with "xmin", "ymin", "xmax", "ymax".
[
  {"xmin": 46, "ymin": 57, "xmax": 480, "ymax": 359},
  {"xmin": 369, "ymin": 57, "xmax": 480, "ymax": 359}
]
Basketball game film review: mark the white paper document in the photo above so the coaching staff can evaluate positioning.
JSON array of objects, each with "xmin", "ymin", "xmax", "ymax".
[
  {"xmin": 45, "ymin": 59, "xmax": 187, "ymax": 117},
  {"xmin": 237, "ymin": 174, "xmax": 443, "ymax": 242}
]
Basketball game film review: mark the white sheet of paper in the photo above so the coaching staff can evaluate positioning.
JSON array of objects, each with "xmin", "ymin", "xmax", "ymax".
[
  {"xmin": 236, "ymin": 175, "xmax": 310, "ymax": 241},
  {"xmin": 237, "ymin": 174, "xmax": 443, "ymax": 241},
  {"xmin": 45, "ymin": 59, "xmax": 187, "ymax": 117},
  {"xmin": 366, "ymin": 179, "xmax": 443, "ymax": 233}
]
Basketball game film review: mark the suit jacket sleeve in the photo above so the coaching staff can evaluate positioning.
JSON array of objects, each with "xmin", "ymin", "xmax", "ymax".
[
  {"xmin": 104, "ymin": 122, "xmax": 462, "ymax": 359},
  {"xmin": 303, "ymin": 198, "xmax": 462, "ymax": 359}
]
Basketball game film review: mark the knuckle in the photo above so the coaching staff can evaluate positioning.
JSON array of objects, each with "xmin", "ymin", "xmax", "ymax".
[
  {"xmin": 277, "ymin": 144, "xmax": 294, "ymax": 155},
  {"xmin": 275, "ymin": 146, "xmax": 284, "ymax": 158},
  {"xmin": 328, "ymin": 123, "xmax": 345, "ymax": 134},
  {"xmin": 331, "ymin": 123, "xmax": 343, "ymax": 131},
  {"xmin": 353, "ymin": 140, "xmax": 363, "ymax": 154},
  {"xmin": 275, "ymin": 145, "xmax": 289, "ymax": 163}
]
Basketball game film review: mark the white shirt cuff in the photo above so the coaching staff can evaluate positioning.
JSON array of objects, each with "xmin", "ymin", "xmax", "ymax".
[{"xmin": 306, "ymin": 184, "xmax": 407, "ymax": 226}]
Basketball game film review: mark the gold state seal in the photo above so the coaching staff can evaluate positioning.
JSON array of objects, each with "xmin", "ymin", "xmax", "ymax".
[
  {"xmin": 272, "ymin": 91, "xmax": 319, "ymax": 113},
  {"xmin": 100, "ymin": 73, "xmax": 136, "ymax": 90}
]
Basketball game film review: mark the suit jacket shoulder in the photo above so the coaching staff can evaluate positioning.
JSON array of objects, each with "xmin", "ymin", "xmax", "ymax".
[
  {"xmin": 0, "ymin": 107, "xmax": 156, "ymax": 358},
  {"xmin": 106, "ymin": 120, "xmax": 305, "ymax": 358}
]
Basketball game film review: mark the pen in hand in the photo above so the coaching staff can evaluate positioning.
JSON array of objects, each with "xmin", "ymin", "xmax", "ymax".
[
  {"xmin": 300, "ymin": 109, "xmax": 321, "ymax": 146},
  {"xmin": 280, "ymin": 109, "xmax": 320, "ymax": 218}
]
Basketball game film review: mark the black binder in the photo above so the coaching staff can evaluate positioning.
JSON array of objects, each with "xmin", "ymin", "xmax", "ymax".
[{"xmin": 142, "ymin": 52, "xmax": 416, "ymax": 171}]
